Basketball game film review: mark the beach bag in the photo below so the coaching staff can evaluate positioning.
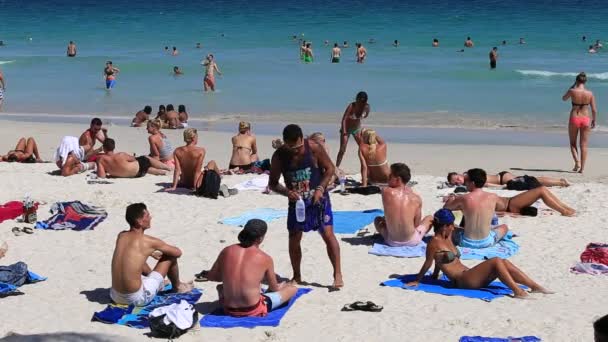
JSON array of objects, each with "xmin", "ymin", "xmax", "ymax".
[
  {"xmin": 149, "ymin": 301, "xmax": 198, "ymax": 339},
  {"xmin": 506, "ymin": 176, "xmax": 541, "ymax": 191},
  {"xmin": 0, "ymin": 262, "xmax": 29, "ymax": 286},
  {"xmin": 195, "ymin": 170, "xmax": 221, "ymax": 199}
]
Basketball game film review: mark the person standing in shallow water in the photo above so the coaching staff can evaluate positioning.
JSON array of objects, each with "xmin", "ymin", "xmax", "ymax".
[
  {"xmin": 268, "ymin": 124, "xmax": 344, "ymax": 288},
  {"xmin": 489, "ymin": 47, "xmax": 498, "ymax": 69},
  {"xmin": 202, "ymin": 54, "xmax": 222, "ymax": 92},
  {"xmin": 331, "ymin": 43, "xmax": 341, "ymax": 63},
  {"xmin": 67, "ymin": 41, "xmax": 77, "ymax": 57},
  {"xmin": 103, "ymin": 61, "xmax": 120, "ymax": 90}
]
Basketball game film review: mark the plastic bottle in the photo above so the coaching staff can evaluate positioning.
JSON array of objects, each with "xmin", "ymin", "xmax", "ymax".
[
  {"xmin": 295, "ymin": 196, "xmax": 306, "ymax": 223},
  {"xmin": 339, "ymin": 176, "xmax": 346, "ymax": 193},
  {"xmin": 491, "ymin": 213, "xmax": 499, "ymax": 226}
]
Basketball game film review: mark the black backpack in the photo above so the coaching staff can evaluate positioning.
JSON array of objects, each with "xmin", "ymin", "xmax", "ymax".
[
  {"xmin": 149, "ymin": 311, "xmax": 199, "ymax": 340},
  {"xmin": 195, "ymin": 170, "xmax": 221, "ymax": 199}
]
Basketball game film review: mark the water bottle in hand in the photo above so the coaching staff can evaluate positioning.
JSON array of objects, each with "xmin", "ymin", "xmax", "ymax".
[{"xmin": 296, "ymin": 197, "xmax": 306, "ymax": 223}]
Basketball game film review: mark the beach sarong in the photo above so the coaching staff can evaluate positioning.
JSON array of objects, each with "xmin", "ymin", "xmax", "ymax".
[
  {"xmin": 458, "ymin": 232, "xmax": 520, "ymax": 260},
  {"xmin": 381, "ymin": 274, "xmax": 525, "ymax": 302},
  {"xmin": 0, "ymin": 201, "xmax": 27, "ymax": 224},
  {"xmin": 200, "ymin": 288, "xmax": 311, "ymax": 328},
  {"xmin": 460, "ymin": 336, "xmax": 541, "ymax": 342},
  {"xmin": 369, "ymin": 242, "xmax": 426, "ymax": 258},
  {"xmin": 0, "ymin": 268, "xmax": 47, "ymax": 296},
  {"xmin": 92, "ymin": 286, "xmax": 202, "ymax": 329},
  {"xmin": 35, "ymin": 201, "xmax": 107, "ymax": 231}
]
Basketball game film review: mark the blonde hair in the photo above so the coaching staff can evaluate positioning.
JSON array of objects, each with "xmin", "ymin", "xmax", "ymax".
[
  {"xmin": 239, "ymin": 121, "xmax": 251, "ymax": 133},
  {"xmin": 183, "ymin": 128, "xmax": 198, "ymax": 143},
  {"xmin": 362, "ymin": 128, "xmax": 377, "ymax": 159},
  {"xmin": 309, "ymin": 132, "xmax": 325, "ymax": 145},
  {"xmin": 148, "ymin": 119, "xmax": 162, "ymax": 130}
]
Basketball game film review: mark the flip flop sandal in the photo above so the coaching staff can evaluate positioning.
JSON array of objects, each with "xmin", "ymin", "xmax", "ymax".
[
  {"xmin": 11, "ymin": 227, "xmax": 23, "ymax": 236},
  {"xmin": 342, "ymin": 301, "xmax": 383, "ymax": 312},
  {"xmin": 194, "ymin": 271, "xmax": 209, "ymax": 282},
  {"xmin": 22, "ymin": 227, "xmax": 34, "ymax": 234}
]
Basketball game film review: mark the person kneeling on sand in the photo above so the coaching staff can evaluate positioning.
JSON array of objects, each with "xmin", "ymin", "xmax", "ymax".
[
  {"xmin": 201, "ymin": 219, "xmax": 298, "ymax": 317},
  {"xmin": 96, "ymin": 139, "xmax": 171, "ymax": 178},
  {"xmin": 374, "ymin": 163, "xmax": 432, "ymax": 247},
  {"xmin": 54, "ymin": 136, "xmax": 97, "ymax": 176},
  {"xmin": 443, "ymin": 168, "xmax": 509, "ymax": 249},
  {"xmin": 110, "ymin": 203, "xmax": 193, "ymax": 306},
  {"xmin": 165, "ymin": 128, "xmax": 220, "ymax": 191},
  {"xmin": 407, "ymin": 209, "xmax": 554, "ymax": 299}
]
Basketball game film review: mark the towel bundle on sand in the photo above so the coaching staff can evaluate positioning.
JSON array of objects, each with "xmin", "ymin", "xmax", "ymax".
[
  {"xmin": 369, "ymin": 242, "xmax": 427, "ymax": 258},
  {"xmin": 92, "ymin": 286, "xmax": 202, "ymax": 329},
  {"xmin": 0, "ymin": 263, "xmax": 46, "ymax": 296},
  {"xmin": 0, "ymin": 201, "xmax": 26, "ymax": 224},
  {"xmin": 381, "ymin": 274, "xmax": 525, "ymax": 302},
  {"xmin": 460, "ymin": 336, "xmax": 541, "ymax": 342},
  {"xmin": 571, "ymin": 243, "xmax": 608, "ymax": 275},
  {"xmin": 54, "ymin": 136, "xmax": 84, "ymax": 165},
  {"xmin": 200, "ymin": 288, "xmax": 311, "ymax": 328},
  {"xmin": 35, "ymin": 201, "xmax": 107, "ymax": 231},
  {"xmin": 458, "ymin": 232, "xmax": 520, "ymax": 260}
]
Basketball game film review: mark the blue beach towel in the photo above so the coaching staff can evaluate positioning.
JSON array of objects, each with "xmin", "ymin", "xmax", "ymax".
[
  {"xmin": 333, "ymin": 209, "xmax": 383, "ymax": 234},
  {"xmin": 200, "ymin": 288, "xmax": 312, "ymax": 328},
  {"xmin": 381, "ymin": 274, "xmax": 523, "ymax": 302},
  {"xmin": 460, "ymin": 336, "xmax": 541, "ymax": 342},
  {"xmin": 369, "ymin": 242, "xmax": 426, "ymax": 258},
  {"xmin": 220, "ymin": 208, "xmax": 287, "ymax": 227},
  {"xmin": 0, "ymin": 271, "xmax": 47, "ymax": 296},
  {"xmin": 36, "ymin": 201, "xmax": 107, "ymax": 231},
  {"xmin": 92, "ymin": 287, "xmax": 202, "ymax": 329},
  {"xmin": 459, "ymin": 232, "xmax": 520, "ymax": 260}
]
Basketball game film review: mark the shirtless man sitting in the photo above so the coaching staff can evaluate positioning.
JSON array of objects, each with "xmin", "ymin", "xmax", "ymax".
[
  {"xmin": 165, "ymin": 128, "xmax": 219, "ymax": 191},
  {"xmin": 79, "ymin": 118, "xmax": 108, "ymax": 156},
  {"xmin": 96, "ymin": 139, "xmax": 170, "ymax": 178},
  {"xmin": 374, "ymin": 163, "xmax": 432, "ymax": 247},
  {"xmin": 443, "ymin": 168, "xmax": 509, "ymax": 249},
  {"xmin": 202, "ymin": 219, "xmax": 298, "ymax": 317},
  {"xmin": 110, "ymin": 203, "xmax": 193, "ymax": 306},
  {"xmin": 132, "ymin": 106, "xmax": 152, "ymax": 127}
]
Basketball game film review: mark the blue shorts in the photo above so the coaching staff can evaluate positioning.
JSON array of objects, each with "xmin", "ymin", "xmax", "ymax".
[
  {"xmin": 262, "ymin": 291, "xmax": 285, "ymax": 311},
  {"xmin": 455, "ymin": 229, "xmax": 499, "ymax": 249},
  {"xmin": 287, "ymin": 194, "xmax": 333, "ymax": 232},
  {"xmin": 106, "ymin": 79, "xmax": 116, "ymax": 89}
]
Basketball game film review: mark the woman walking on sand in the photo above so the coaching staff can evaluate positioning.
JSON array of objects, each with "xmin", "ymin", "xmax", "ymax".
[{"xmin": 562, "ymin": 72, "xmax": 598, "ymax": 173}]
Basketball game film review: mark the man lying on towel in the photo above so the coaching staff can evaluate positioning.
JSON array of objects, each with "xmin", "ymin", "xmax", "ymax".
[
  {"xmin": 201, "ymin": 219, "xmax": 298, "ymax": 317},
  {"xmin": 97, "ymin": 139, "xmax": 170, "ymax": 178},
  {"xmin": 374, "ymin": 163, "xmax": 432, "ymax": 247},
  {"xmin": 110, "ymin": 203, "xmax": 193, "ymax": 307},
  {"xmin": 443, "ymin": 168, "xmax": 509, "ymax": 249}
]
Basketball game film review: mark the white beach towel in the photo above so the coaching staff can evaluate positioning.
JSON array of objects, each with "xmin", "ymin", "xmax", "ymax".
[
  {"xmin": 54, "ymin": 136, "xmax": 84, "ymax": 166},
  {"xmin": 233, "ymin": 174, "xmax": 269, "ymax": 192}
]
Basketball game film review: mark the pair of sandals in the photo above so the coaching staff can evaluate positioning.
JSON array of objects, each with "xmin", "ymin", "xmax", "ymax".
[
  {"xmin": 342, "ymin": 301, "xmax": 383, "ymax": 312},
  {"xmin": 12, "ymin": 227, "xmax": 34, "ymax": 236}
]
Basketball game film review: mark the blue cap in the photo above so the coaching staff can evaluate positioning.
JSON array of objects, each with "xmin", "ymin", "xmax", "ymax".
[{"xmin": 433, "ymin": 209, "xmax": 455, "ymax": 225}]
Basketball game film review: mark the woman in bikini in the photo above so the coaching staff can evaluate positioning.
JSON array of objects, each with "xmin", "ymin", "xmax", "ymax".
[
  {"xmin": 447, "ymin": 171, "xmax": 569, "ymax": 188},
  {"xmin": 103, "ymin": 61, "xmax": 119, "ymax": 90},
  {"xmin": 147, "ymin": 119, "xmax": 175, "ymax": 169},
  {"xmin": 562, "ymin": 72, "xmax": 598, "ymax": 173},
  {"xmin": 1, "ymin": 137, "xmax": 43, "ymax": 163},
  {"xmin": 336, "ymin": 91, "xmax": 370, "ymax": 168},
  {"xmin": 495, "ymin": 186, "xmax": 576, "ymax": 217},
  {"xmin": 407, "ymin": 209, "xmax": 553, "ymax": 299},
  {"xmin": 229, "ymin": 121, "xmax": 258, "ymax": 171},
  {"xmin": 358, "ymin": 128, "xmax": 389, "ymax": 187}
]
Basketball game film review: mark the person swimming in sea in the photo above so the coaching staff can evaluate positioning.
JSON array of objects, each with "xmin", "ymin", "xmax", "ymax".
[
  {"xmin": 432, "ymin": 38, "xmax": 439, "ymax": 47},
  {"xmin": 464, "ymin": 36, "xmax": 474, "ymax": 47},
  {"xmin": 103, "ymin": 61, "xmax": 120, "ymax": 90},
  {"xmin": 342, "ymin": 41, "xmax": 349, "ymax": 48},
  {"xmin": 393, "ymin": 39, "xmax": 399, "ymax": 47},
  {"xmin": 303, "ymin": 43, "xmax": 314, "ymax": 63},
  {"xmin": 172, "ymin": 46, "xmax": 179, "ymax": 56},
  {"xmin": 336, "ymin": 91, "xmax": 370, "ymax": 168},
  {"xmin": 67, "ymin": 41, "xmax": 77, "ymax": 57},
  {"xmin": 173, "ymin": 66, "xmax": 183, "ymax": 75},
  {"xmin": 331, "ymin": 43, "xmax": 341, "ymax": 63}
]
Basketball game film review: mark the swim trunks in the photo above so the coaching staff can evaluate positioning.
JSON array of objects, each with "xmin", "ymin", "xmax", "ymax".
[
  {"xmin": 135, "ymin": 156, "xmax": 151, "ymax": 177},
  {"xmin": 304, "ymin": 55, "xmax": 313, "ymax": 63},
  {"xmin": 287, "ymin": 195, "xmax": 333, "ymax": 232},
  {"xmin": 454, "ymin": 229, "xmax": 500, "ymax": 249},
  {"xmin": 490, "ymin": 60, "xmax": 497, "ymax": 69},
  {"xmin": 340, "ymin": 127, "xmax": 361, "ymax": 137},
  {"xmin": 383, "ymin": 224, "xmax": 427, "ymax": 247},
  {"xmin": 110, "ymin": 271, "xmax": 164, "ymax": 307},
  {"xmin": 224, "ymin": 291, "xmax": 286, "ymax": 318},
  {"xmin": 331, "ymin": 57, "xmax": 340, "ymax": 63}
]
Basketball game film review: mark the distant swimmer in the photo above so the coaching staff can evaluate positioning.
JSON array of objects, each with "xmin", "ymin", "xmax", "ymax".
[
  {"xmin": 519, "ymin": 37, "xmax": 526, "ymax": 44},
  {"xmin": 594, "ymin": 39, "xmax": 603, "ymax": 49},
  {"xmin": 300, "ymin": 41, "xmax": 307, "ymax": 61},
  {"xmin": 343, "ymin": 41, "xmax": 349, "ymax": 48},
  {"xmin": 393, "ymin": 39, "xmax": 399, "ymax": 47},
  {"xmin": 432, "ymin": 38, "xmax": 439, "ymax": 47},
  {"xmin": 464, "ymin": 36, "xmax": 474, "ymax": 47},
  {"xmin": 489, "ymin": 47, "xmax": 498, "ymax": 69},
  {"xmin": 164, "ymin": 46, "xmax": 169, "ymax": 54},
  {"xmin": 356, "ymin": 43, "xmax": 367, "ymax": 63},
  {"xmin": 0, "ymin": 41, "xmax": 4, "ymax": 46},
  {"xmin": 173, "ymin": 66, "xmax": 183, "ymax": 75},
  {"xmin": 202, "ymin": 54, "xmax": 222, "ymax": 92},
  {"xmin": 324, "ymin": 40, "xmax": 329, "ymax": 46},
  {"xmin": 368, "ymin": 38, "xmax": 376, "ymax": 44},
  {"xmin": 67, "ymin": 41, "xmax": 77, "ymax": 57},
  {"xmin": 502, "ymin": 40, "xmax": 507, "ymax": 45},
  {"xmin": 589, "ymin": 45, "xmax": 597, "ymax": 54},
  {"xmin": 304, "ymin": 43, "xmax": 314, "ymax": 63},
  {"xmin": 172, "ymin": 46, "xmax": 179, "ymax": 56},
  {"xmin": 582, "ymin": 36, "xmax": 587, "ymax": 42},
  {"xmin": 292, "ymin": 35, "xmax": 297, "ymax": 41},
  {"xmin": 331, "ymin": 43, "xmax": 341, "ymax": 63},
  {"xmin": 196, "ymin": 42, "xmax": 201, "ymax": 49},
  {"xmin": 103, "ymin": 61, "xmax": 120, "ymax": 90}
]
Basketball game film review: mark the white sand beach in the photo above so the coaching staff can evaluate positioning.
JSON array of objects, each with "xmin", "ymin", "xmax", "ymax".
[{"xmin": 0, "ymin": 120, "xmax": 607, "ymax": 341}]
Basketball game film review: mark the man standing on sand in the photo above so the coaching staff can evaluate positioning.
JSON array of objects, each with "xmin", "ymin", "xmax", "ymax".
[
  {"xmin": 202, "ymin": 219, "xmax": 298, "ymax": 317},
  {"xmin": 96, "ymin": 139, "xmax": 170, "ymax": 178},
  {"xmin": 67, "ymin": 41, "xmax": 77, "ymax": 57},
  {"xmin": 443, "ymin": 168, "xmax": 509, "ymax": 249},
  {"xmin": 374, "ymin": 163, "xmax": 432, "ymax": 247},
  {"xmin": 331, "ymin": 43, "xmax": 341, "ymax": 63},
  {"xmin": 489, "ymin": 47, "xmax": 498, "ymax": 69},
  {"xmin": 165, "ymin": 128, "xmax": 219, "ymax": 191},
  {"xmin": 110, "ymin": 203, "xmax": 193, "ymax": 306},
  {"xmin": 464, "ymin": 36, "xmax": 474, "ymax": 48},
  {"xmin": 268, "ymin": 124, "xmax": 343, "ymax": 288},
  {"xmin": 356, "ymin": 43, "xmax": 367, "ymax": 63},
  {"xmin": 79, "ymin": 118, "xmax": 108, "ymax": 156},
  {"xmin": 202, "ymin": 54, "xmax": 222, "ymax": 92}
]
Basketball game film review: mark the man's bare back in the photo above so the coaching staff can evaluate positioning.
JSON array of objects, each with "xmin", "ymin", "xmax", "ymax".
[
  {"xmin": 98, "ymin": 153, "xmax": 139, "ymax": 178},
  {"xmin": 445, "ymin": 189, "xmax": 498, "ymax": 240},
  {"xmin": 174, "ymin": 145, "xmax": 205, "ymax": 188},
  {"xmin": 111, "ymin": 231, "xmax": 160, "ymax": 293},
  {"xmin": 381, "ymin": 186, "xmax": 422, "ymax": 242}
]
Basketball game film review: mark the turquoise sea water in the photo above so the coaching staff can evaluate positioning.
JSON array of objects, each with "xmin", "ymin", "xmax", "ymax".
[{"xmin": 0, "ymin": 0, "xmax": 607, "ymax": 128}]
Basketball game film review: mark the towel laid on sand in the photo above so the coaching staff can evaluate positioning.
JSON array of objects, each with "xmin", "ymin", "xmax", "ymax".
[
  {"xmin": 0, "ymin": 267, "xmax": 47, "ymax": 296},
  {"xmin": 381, "ymin": 274, "xmax": 523, "ymax": 302},
  {"xmin": 460, "ymin": 336, "xmax": 541, "ymax": 342},
  {"xmin": 220, "ymin": 208, "xmax": 382, "ymax": 234},
  {"xmin": 571, "ymin": 262, "xmax": 608, "ymax": 275},
  {"xmin": 36, "ymin": 201, "xmax": 107, "ymax": 231},
  {"xmin": 369, "ymin": 242, "xmax": 427, "ymax": 258},
  {"xmin": 570, "ymin": 242, "xmax": 608, "ymax": 275},
  {"xmin": 458, "ymin": 232, "xmax": 520, "ymax": 260},
  {"xmin": 92, "ymin": 287, "xmax": 202, "ymax": 329},
  {"xmin": 200, "ymin": 288, "xmax": 311, "ymax": 328},
  {"xmin": 0, "ymin": 201, "xmax": 28, "ymax": 224},
  {"xmin": 232, "ymin": 174, "xmax": 269, "ymax": 192}
]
